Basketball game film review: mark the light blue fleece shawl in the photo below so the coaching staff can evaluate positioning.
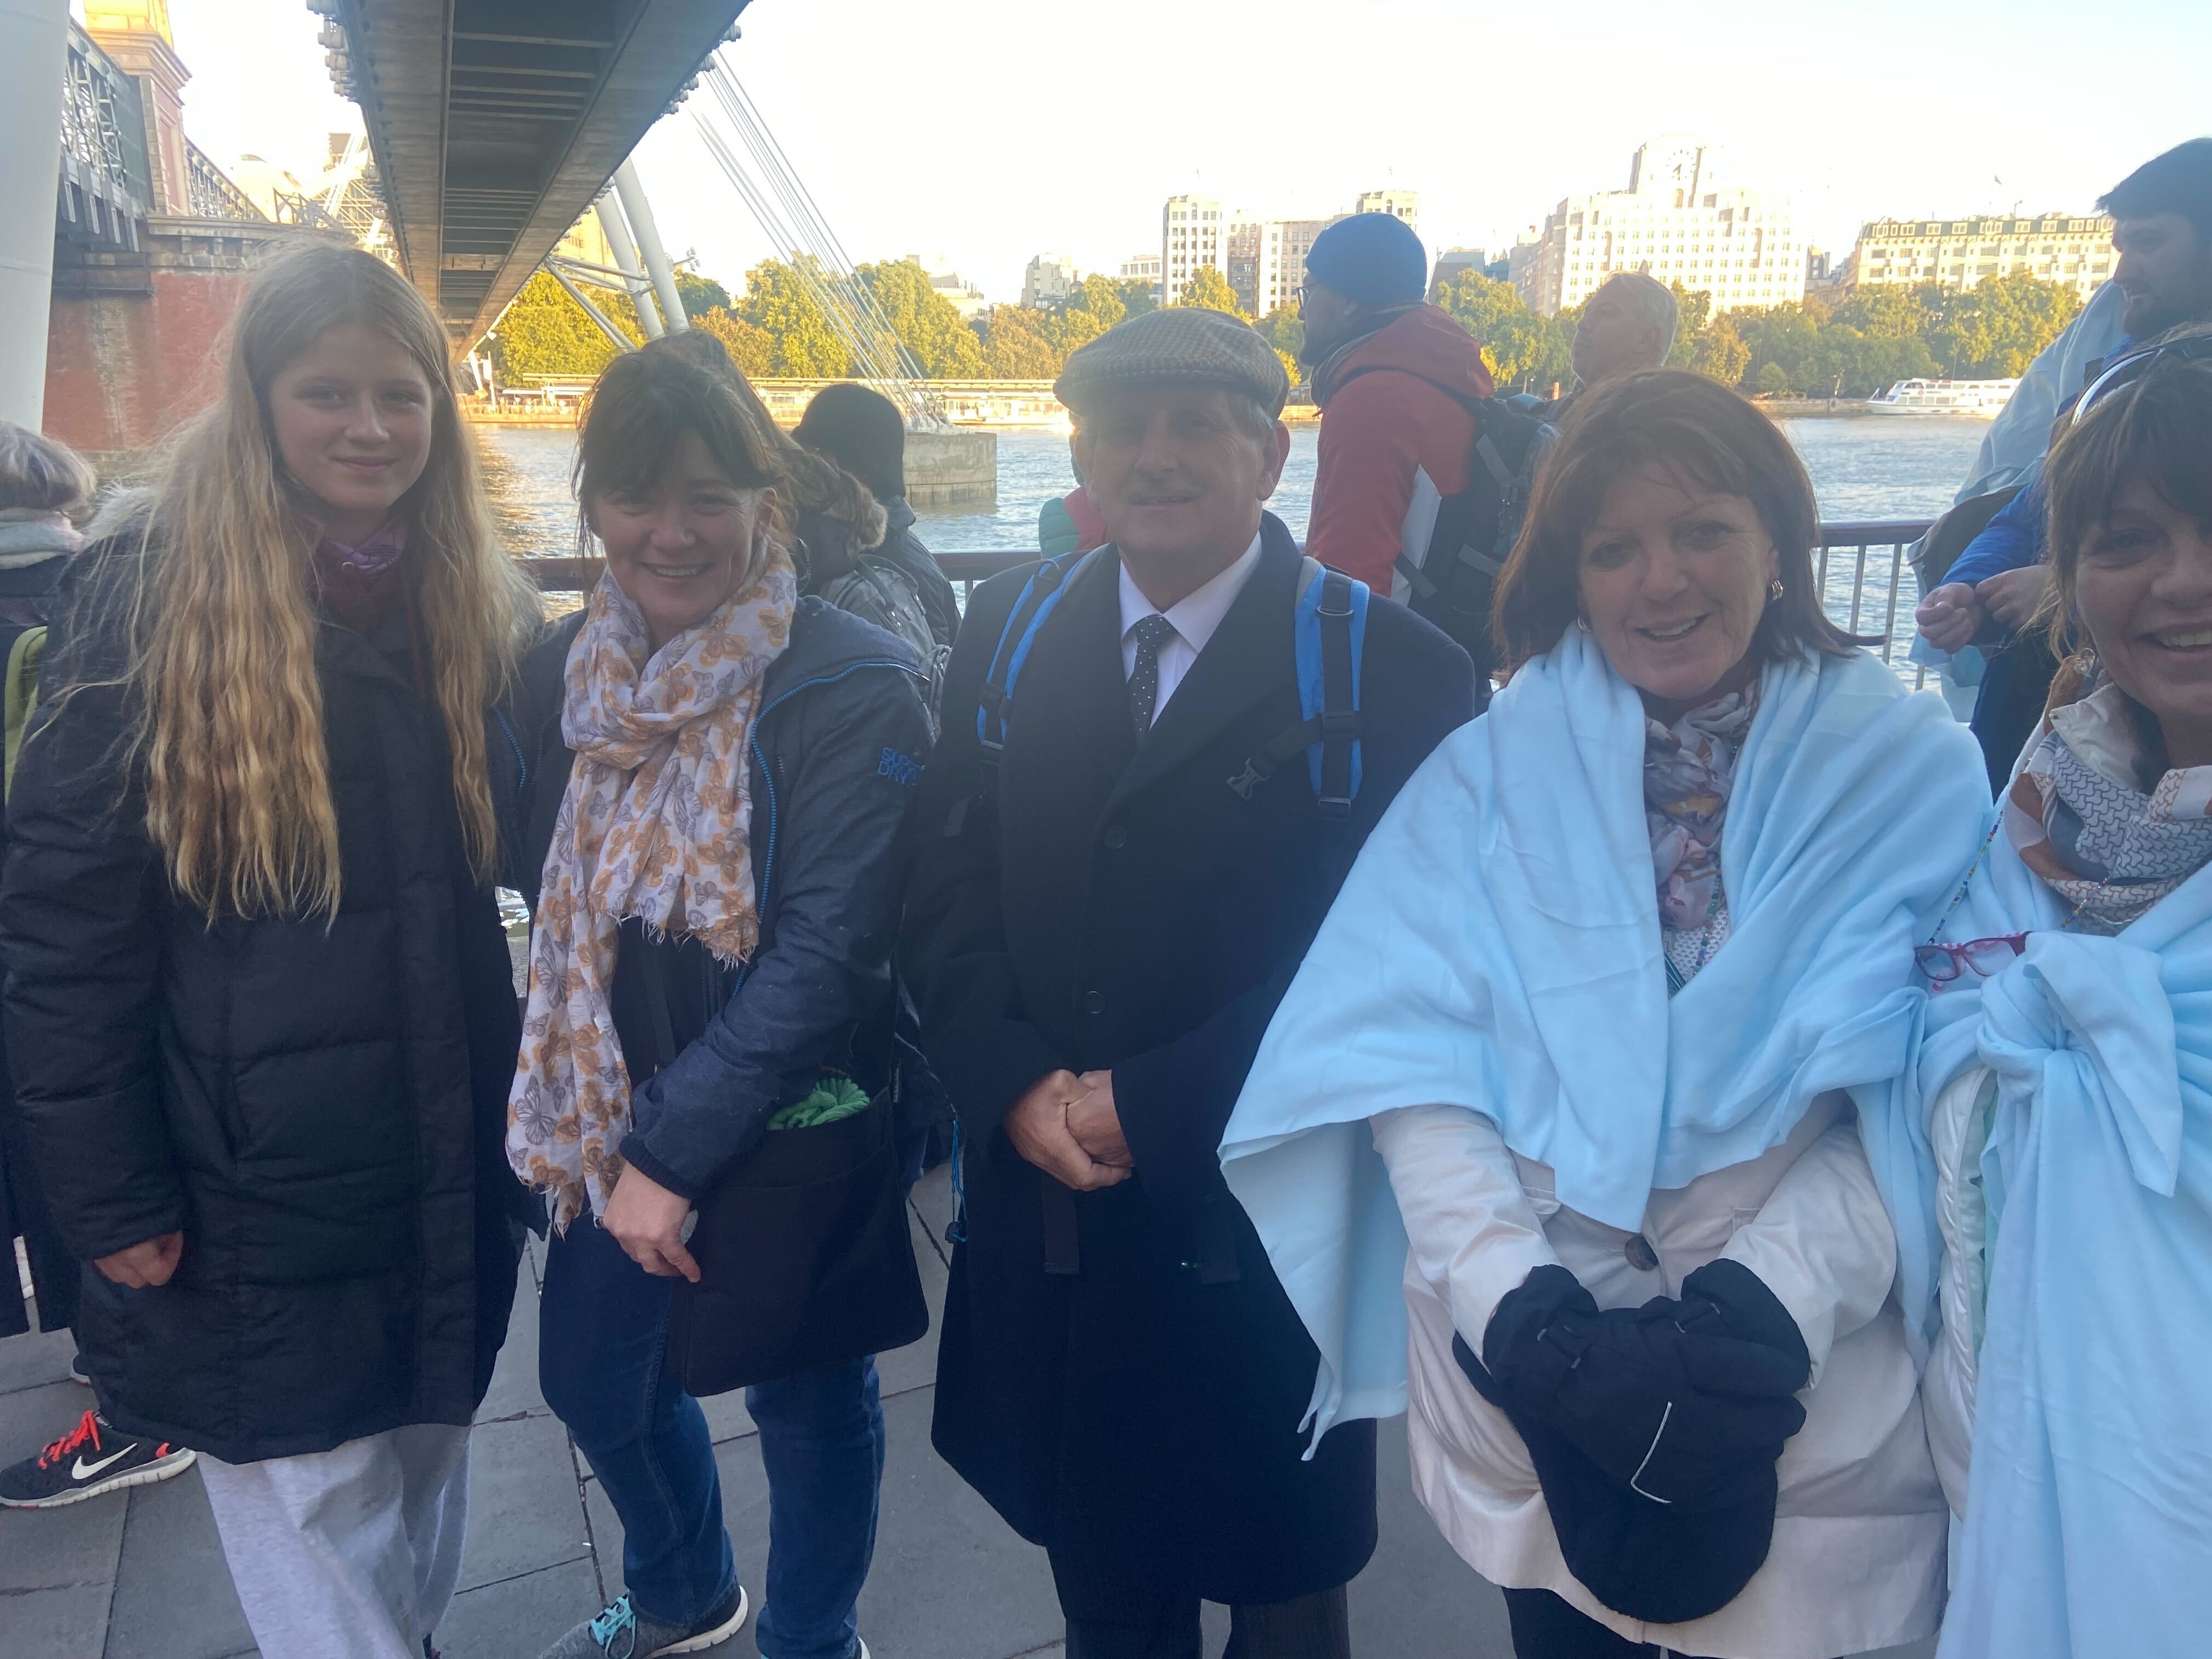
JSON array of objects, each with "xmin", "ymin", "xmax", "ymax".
[
  {"xmin": 1915, "ymin": 816, "xmax": 2212, "ymax": 1659},
  {"xmin": 1218, "ymin": 630, "xmax": 1989, "ymax": 1439}
]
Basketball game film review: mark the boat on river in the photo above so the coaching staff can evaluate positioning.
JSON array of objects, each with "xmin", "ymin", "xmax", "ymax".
[{"xmin": 1865, "ymin": 377, "xmax": 2018, "ymax": 417}]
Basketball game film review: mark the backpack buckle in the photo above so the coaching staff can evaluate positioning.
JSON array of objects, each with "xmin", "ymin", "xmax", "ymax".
[{"xmin": 1226, "ymin": 760, "xmax": 1266, "ymax": 801}]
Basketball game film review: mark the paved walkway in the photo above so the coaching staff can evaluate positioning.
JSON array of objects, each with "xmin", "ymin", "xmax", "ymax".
[{"xmin": 3, "ymin": 1169, "xmax": 1937, "ymax": 1659}]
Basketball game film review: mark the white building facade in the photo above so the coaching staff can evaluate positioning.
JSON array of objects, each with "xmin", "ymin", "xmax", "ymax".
[
  {"xmin": 1163, "ymin": 189, "xmax": 1425, "ymax": 317},
  {"xmin": 1848, "ymin": 214, "xmax": 2115, "ymax": 300},
  {"xmin": 1517, "ymin": 138, "xmax": 1804, "ymax": 317},
  {"xmin": 1163, "ymin": 194, "xmax": 1232, "ymax": 305},
  {"xmin": 1022, "ymin": 252, "xmax": 1079, "ymax": 308}
]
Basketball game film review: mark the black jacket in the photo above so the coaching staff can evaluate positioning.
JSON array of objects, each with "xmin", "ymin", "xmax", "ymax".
[
  {"xmin": 502, "ymin": 598, "xmax": 932, "ymax": 1198},
  {"xmin": 903, "ymin": 514, "xmax": 1477, "ymax": 1601},
  {"xmin": 0, "ymin": 538, "xmax": 528, "ymax": 1463},
  {"xmin": 0, "ymin": 551, "xmax": 77, "ymax": 1339},
  {"xmin": 876, "ymin": 498, "xmax": 958, "ymax": 651}
]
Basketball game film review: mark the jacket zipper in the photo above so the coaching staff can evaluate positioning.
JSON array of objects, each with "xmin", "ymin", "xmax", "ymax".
[{"xmin": 733, "ymin": 658, "xmax": 921, "ymax": 994}]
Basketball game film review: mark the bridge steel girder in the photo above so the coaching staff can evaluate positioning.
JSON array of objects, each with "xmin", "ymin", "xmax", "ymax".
[{"xmin": 332, "ymin": 0, "xmax": 749, "ymax": 347}]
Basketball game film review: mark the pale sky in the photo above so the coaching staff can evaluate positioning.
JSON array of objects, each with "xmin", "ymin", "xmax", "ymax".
[{"xmin": 148, "ymin": 0, "xmax": 2210, "ymax": 304}]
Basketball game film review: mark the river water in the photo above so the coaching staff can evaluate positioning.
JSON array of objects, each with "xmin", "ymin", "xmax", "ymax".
[
  {"xmin": 478, "ymin": 416, "xmax": 1988, "ymax": 556},
  {"xmin": 478, "ymin": 416, "xmax": 1991, "ymax": 661}
]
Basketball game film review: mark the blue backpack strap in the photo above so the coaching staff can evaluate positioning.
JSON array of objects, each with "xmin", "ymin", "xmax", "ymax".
[
  {"xmin": 1224, "ymin": 558, "xmax": 1368, "ymax": 817},
  {"xmin": 975, "ymin": 546, "xmax": 1108, "ymax": 765}
]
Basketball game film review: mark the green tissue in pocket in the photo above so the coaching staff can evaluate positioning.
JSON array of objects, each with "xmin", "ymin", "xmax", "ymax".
[{"xmin": 767, "ymin": 1074, "xmax": 872, "ymax": 1132}]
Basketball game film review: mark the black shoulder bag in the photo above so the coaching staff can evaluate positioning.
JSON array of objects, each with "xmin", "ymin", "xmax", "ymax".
[{"xmin": 637, "ymin": 943, "xmax": 930, "ymax": 1397}]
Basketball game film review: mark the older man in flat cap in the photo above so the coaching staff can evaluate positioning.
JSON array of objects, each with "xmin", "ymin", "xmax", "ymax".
[{"xmin": 904, "ymin": 307, "xmax": 1475, "ymax": 1656}]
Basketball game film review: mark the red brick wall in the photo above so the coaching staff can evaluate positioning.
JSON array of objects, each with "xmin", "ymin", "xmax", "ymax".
[{"xmin": 43, "ymin": 266, "xmax": 256, "ymax": 460}]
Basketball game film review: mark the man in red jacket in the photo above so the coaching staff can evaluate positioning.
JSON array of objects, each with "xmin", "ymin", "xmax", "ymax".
[{"xmin": 1300, "ymin": 212, "xmax": 1493, "ymax": 599}]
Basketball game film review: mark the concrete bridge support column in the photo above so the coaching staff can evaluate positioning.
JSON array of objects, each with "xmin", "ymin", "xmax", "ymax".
[{"xmin": 0, "ymin": 0, "xmax": 71, "ymax": 427}]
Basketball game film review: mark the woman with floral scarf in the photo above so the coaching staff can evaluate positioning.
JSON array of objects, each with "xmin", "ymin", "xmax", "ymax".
[
  {"xmin": 1916, "ymin": 334, "xmax": 2212, "ymax": 1659},
  {"xmin": 501, "ymin": 348, "xmax": 930, "ymax": 1659}
]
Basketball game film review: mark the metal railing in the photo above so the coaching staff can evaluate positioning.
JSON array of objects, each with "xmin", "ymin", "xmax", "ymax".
[
  {"xmin": 57, "ymin": 22, "xmax": 149, "ymax": 252},
  {"xmin": 185, "ymin": 142, "xmax": 267, "ymax": 222},
  {"xmin": 519, "ymin": 518, "xmax": 1939, "ymax": 682}
]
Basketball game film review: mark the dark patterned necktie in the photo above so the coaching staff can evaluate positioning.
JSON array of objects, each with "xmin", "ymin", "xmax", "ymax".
[{"xmin": 1125, "ymin": 614, "xmax": 1180, "ymax": 738}]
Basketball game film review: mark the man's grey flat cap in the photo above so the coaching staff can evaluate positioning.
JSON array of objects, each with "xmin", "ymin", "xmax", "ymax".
[{"xmin": 1054, "ymin": 307, "xmax": 1290, "ymax": 419}]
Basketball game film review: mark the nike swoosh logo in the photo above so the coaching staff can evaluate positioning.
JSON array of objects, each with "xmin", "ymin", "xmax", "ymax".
[{"xmin": 72, "ymin": 1447, "xmax": 133, "ymax": 1480}]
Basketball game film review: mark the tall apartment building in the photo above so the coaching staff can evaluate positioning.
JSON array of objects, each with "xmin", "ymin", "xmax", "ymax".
[
  {"xmin": 1847, "ymin": 214, "xmax": 2115, "ymax": 300},
  {"xmin": 1164, "ymin": 189, "xmax": 1425, "ymax": 317},
  {"xmin": 1163, "ymin": 194, "xmax": 1232, "ymax": 305},
  {"xmin": 1516, "ymin": 138, "xmax": 1804, "ymax": 317},
  {"xmin": 1022, "ymin": 252, "xmax": 1079, "ymax": 308},
  {"xmin": 1355, "ymin": 189, "xmax": 1421, "ymax": 240}
]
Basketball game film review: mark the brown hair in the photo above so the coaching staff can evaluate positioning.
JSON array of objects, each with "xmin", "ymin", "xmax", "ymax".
[
  {"xmin": 634, "ymin": 331, "xmax": 884, "ymax": 549},
  {"xmin": 2043, "ymin": 329, "xmax": 2212, "ymax": 657},
  {"xmin": 102, "ymin": 242, "xmax": 538, "ymax": 920},
  {"xmin": 575, "ymin": 346, "xmax": 783, "ymax": 527},
  {"xmin": 1492, "ymin": 369, "xmax": 1860, "ymax": 673},
  {"xmin": 0, "ymin": 422, "xmax": 97, "ymax": 516}
]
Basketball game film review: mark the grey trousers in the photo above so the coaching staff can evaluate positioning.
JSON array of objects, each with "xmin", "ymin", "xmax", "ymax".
[{"xmin": 199, "ymin": 1422, "xmax": 472, "ymax": 1659}]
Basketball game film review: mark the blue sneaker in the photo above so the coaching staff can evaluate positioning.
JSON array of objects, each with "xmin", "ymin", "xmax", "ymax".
[{"xmin": 537, "ymin": 1585, "xmax": 748, "ymax": 1658}]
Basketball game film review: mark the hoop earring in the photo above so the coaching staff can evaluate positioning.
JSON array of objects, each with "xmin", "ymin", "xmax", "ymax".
[
  {"xmin": 1768, "ymin": 578, "xmax": 1785, "ymax": 601},
  {"xmin": 1575, "ymin": 614, "xmax": 1591, "ymax": 633}
]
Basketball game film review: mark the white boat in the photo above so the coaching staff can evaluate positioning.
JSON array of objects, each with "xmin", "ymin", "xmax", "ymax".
[{"xmin": 1864, "ymin": 377, "xmax": 2018, "ymax": 417}]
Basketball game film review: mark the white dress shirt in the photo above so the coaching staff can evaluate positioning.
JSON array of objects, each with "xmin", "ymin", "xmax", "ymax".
[{"xmin": 1116, "ymin": 531, "xmax": 1265, "ymax": 727}]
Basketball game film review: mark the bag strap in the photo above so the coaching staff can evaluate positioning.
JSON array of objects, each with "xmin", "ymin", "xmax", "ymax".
[
  {"xmin": 2, "ymin": 625, "xmax": 46, "ymax": 805},
  {"xmin": 976, "ymin": 546, "xmax": 1110, "ymax": 767},
  {"xmin": 1225, "ymin": 558, "xmax": 1367, "ymax": 819}
]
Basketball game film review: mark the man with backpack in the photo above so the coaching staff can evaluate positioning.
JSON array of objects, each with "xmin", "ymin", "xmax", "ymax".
[
  {"xmin": 1301, "ymin": 212, "xmax": 1551, "ymax": 693},
  {"xmin": 902, "ymin": 307, "xmax": 1475, "ymax": 1658}
]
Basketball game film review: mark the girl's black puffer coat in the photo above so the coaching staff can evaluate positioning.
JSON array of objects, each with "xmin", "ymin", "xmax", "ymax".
[{"xmin": 0, "ymin": 538, "xmax": 529, "ymax": 1464}]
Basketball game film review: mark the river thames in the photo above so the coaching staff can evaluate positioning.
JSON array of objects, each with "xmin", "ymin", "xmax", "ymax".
[{"xmin": 477, "ymin": 416, "xmax": 1990, "ymax": 560}]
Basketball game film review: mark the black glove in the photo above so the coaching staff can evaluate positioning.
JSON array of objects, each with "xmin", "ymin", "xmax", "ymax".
[{"xmin": 1477, "ymin": 1258, "xmax": 1811, "ymax": 1513}]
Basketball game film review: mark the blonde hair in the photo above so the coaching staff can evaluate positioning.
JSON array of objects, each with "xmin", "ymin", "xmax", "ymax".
[{"xmin": 111, "ymin": 242, "xmax": 538, "ymax": 919}]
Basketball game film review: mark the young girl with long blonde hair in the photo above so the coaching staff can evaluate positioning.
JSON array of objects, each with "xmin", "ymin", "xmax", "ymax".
[{"xmin": 0, "ymin": 243, "xmax": 539, "ymax": 1659}]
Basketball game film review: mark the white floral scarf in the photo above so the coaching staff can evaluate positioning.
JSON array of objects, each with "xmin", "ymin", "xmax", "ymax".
[{"xmin": 508, "ymin": 551, "xmax": 797, "ymax": 1228}]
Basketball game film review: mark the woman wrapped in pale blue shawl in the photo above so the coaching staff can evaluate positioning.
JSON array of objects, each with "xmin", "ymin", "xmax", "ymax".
[
  {"xmin": 1912, "ymin": 337, "xmax": 2212, "ymax": 1659},
  {"xmin": 1220, "ymin": 372, "xmax": 1990, "ymax": 1659}
]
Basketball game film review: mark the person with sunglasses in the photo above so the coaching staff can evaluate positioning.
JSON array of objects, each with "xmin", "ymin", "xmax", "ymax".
[
  {"xmin": 1917, "ymin": 139, "xmax": 2212, "ymax": 792},
  {"xmin": 1914, "ymin": 337, "xmax": 2212, "ymax": 1659}
]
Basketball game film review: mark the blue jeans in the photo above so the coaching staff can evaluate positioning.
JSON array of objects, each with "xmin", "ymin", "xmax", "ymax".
[{"xmin": 538, "ymin": 1217, "xmax": 885, "ymax": 1659}]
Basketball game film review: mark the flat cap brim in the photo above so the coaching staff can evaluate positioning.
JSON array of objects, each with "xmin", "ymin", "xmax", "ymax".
[{"xmin": 1055, "ymin": 306, "xmax": 1289, "ymax": 419}]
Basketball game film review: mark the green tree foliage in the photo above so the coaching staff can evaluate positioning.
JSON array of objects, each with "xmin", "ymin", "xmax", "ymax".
[
  {"xmin": 978, "ymin": 306, "xmax": 1063, "ymax": 379},
  {"xmin": 675, "ymin": 268, "xmax": 731, "ymax": 319},
  {"xmin": 1043, "ymin": 273, "xmax": 1127, "ymax": 359},
  {"xmin": 1929, "ymin": 272, "xmax": 2081, "ymax": 379},
  {"xmin": 488, "ymin": 270, "xmax": 644, "ymax": 382},
  {"xmin": 733, "ymin": 258, "xmax": 850, "ymax": 377},
  {"xmin": 857, "ymin": 259, "xmax": 986, "ymax": 379},
  {"xmin": 694, "ymin": 306, "xmax": 776, "ymax": 379},
  {"xmin": 1685, "ymin": 313, "xmax": 1752, "ymax": 387},
  {"xmin": 1432, "ymin": 270, "xmax": 1571, "ymax": 391},
  {"xmin": 1111, "ymin": 275, "xmax": 1160, "ymax": 318},
  {"xmin": 1176, "ymin": 264, "xmax": 1246, "ymax": 319},
  {"xmin": 1255, "ymin": 307, "xmax": 1305, "ymax": 387}
]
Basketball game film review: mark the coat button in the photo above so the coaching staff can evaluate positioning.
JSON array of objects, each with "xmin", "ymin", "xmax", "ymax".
[
  {"xmin": 1624, "ymin": 1234, "xmax": 1660, "ymax": 1272},
  {"xmin": 1082, "ymin": 991, "xmax": 1107, "ymax": 1015},
  {"xmin": 1102, "ymin": 825, "xmax": 1128, "ymax": 849}
]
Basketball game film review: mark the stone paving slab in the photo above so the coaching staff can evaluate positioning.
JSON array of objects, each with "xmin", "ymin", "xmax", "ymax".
[{"xmin": 0, "ymin": 1164, "xmax": 1937, "ymax": 1659}]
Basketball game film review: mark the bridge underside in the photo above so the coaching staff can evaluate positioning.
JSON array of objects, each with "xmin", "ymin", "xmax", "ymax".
[{"xmin": 332, "ymin": 0, "xmax": 750, "ymax": 345}]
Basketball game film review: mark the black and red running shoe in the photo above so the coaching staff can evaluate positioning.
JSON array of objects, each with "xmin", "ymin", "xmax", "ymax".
[{"xmin": 0, "ymin": 1408, "xmax": 195, "ymax": 1508}]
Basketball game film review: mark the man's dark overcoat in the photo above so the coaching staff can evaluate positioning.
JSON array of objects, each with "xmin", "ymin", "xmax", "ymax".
[{"xmin": 904, "ymin": 511, "xmax": 1476, "ymax": 1603}]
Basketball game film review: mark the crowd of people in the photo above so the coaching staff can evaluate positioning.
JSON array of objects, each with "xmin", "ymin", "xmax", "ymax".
[{"xmin": 0, "ymin": 133, "xmax": 2207, "ymax": 1659}]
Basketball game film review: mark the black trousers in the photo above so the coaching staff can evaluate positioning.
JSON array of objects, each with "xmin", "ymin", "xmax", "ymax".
[
  {"xmin": 1050, "ymin": 1545, "xmax": 1353, "ymax": 1659},
  {"xmin": 1504, "ymin": 1589, "xmax": 1720, "ymax": 1659}
]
